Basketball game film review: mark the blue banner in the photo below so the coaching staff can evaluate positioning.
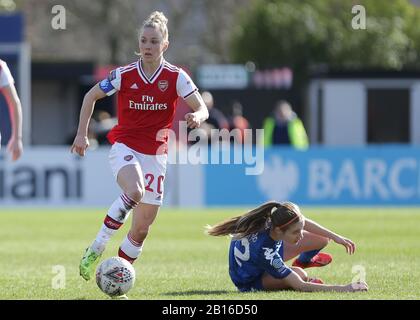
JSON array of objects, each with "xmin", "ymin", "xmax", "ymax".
[
  {"xmin": 0, "ymin": 13, "xmax": 23, "ymax": 42},
  {"xmin": 205, "ymin": 146, "xmax": 420, "ymax": 206}
]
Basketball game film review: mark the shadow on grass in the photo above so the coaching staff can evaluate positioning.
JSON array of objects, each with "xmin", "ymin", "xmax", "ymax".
[{"xmin": 164, "ymin": 290, "xmax": 233, "ymax": 296}]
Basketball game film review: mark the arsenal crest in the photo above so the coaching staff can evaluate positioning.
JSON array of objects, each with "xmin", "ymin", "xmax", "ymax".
[{"xmin": 158, "ymin": 80, "xmax": 168, "ymax": 92}]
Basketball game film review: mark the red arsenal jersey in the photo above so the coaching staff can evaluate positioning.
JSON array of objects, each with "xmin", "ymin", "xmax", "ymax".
[{"xmin": 99, "ymin": 59, "xmax": 198, "ymax": 154}]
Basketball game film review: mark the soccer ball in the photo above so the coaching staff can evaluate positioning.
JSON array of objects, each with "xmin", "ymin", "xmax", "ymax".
[{"xmin": 96, "ymin": 256, "xmax": 136, "ymax": 297}]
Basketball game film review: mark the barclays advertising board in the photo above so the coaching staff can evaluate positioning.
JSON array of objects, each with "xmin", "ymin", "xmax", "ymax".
[{"xmin": 205, "ymin": 146, "xmax": 420, "ymax": 206}]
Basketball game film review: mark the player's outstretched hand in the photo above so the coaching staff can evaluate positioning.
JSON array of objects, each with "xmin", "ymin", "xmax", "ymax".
[
  {"xmin": 332, "ymin": 235, "xmax": 356, "ymax": 255},
  {"xmin": 185, "ymin": 112, "xmax": 201, "ymax": 129},
  {"xmin": 346, "ymin": 281, "xmax": 369, "ymax": 292},
  {"xmin": 7, "ymin": 136, "xmax": 23, "ymax": 161},
  {"xmin": 71, "ymin": 135, "xmax": 89, "ymax": 157}
]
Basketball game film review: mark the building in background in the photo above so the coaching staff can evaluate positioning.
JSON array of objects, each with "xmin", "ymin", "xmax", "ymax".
[{"xmin": 308, "ymin": 70, "xmax": 420, "ymax": 145}]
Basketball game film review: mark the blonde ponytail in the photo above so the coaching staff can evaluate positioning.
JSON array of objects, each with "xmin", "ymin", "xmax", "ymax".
[{"xmin": 141, "ymin": 11, "xmax": 169, "ymax": 41}]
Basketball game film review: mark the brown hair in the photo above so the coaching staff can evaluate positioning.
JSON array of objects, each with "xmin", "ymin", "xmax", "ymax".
[{"xmin": 207, "ymin": 201, "xmax": 303, "ymax": 238}]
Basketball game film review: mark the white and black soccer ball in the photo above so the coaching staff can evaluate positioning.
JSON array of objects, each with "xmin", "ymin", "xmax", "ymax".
[{"xmin": 96, "ymin": 257, "xmax": 136, "ymax": 297}]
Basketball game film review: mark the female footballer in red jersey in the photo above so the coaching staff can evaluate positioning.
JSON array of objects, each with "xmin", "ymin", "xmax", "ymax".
[
  {"xmin": 71, "ymin": 11, "xmax": 209, "ymax": 282},
  {"xmin": 208, "ymin": 201, "xmax": 368, "ymax": 293}
]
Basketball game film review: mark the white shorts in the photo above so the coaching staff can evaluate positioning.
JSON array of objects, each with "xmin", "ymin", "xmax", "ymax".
[{"xmin": 109, "ymin": 142, "xmax": 167, "ymax": 206}]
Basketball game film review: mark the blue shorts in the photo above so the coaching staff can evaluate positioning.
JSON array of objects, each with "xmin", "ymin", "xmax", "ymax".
[{"xmin": 234, "ymin": 276, "xmax": 264, "ymax": 292}]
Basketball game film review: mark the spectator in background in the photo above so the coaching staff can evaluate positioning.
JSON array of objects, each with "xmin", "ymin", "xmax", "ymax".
[
  {"xmin": 262, "ymin": 100, "xmax": 308, "ymax": 150},
  {"xmin": 0, "ymin": 59, "xmax": 23, "ymax": 161},
  {"xmin": 200, "ymin": 91, "xmax": 229, "ymax": 143},
  {"xmin": 228, "ymin": 101, "xmax": 250, "ymax": 144},
  {"xmin": 202, "ymin": 91, "xmax": 229, "ymax": 130},
  {"xmin": 66, "ymin": 119, "xmax": 99, "ymax": 149},
  {"xmin": 93, "ymin": 110, "xmax": 117, "ymax": 145}
]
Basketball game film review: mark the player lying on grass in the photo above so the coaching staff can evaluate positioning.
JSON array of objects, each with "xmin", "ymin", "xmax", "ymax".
[{"xmin": 207, "ymin": 201, "xmax": 368, "ymax": 292}]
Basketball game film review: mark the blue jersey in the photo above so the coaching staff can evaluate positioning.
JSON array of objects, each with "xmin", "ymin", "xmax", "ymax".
[{"xmin": 229, "ymin": 229, "xmax": 292, "ymax": 291}]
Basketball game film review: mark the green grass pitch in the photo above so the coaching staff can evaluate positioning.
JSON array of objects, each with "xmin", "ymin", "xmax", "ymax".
[{"xmin": 0, "ymin": 207, "xmax": 419, "ymax": 300}]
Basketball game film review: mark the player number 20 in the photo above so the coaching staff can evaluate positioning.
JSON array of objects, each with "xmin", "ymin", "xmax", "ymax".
[{"xmin": 144, "ymin": 174, "xmax": 164, "ymax": 194}]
